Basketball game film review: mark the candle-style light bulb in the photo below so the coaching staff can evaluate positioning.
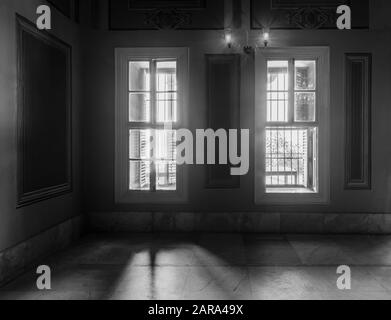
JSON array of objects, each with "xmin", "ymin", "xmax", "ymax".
[
  {"xmin": 263, "ymin": 30, "xmax": 270, "ymax": 47},
  {"xmin": 225, "ymin": 31, "xmax": 232, "ymax": 48}
]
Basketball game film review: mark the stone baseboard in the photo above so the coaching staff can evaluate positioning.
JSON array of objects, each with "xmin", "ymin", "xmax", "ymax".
[
  {"xmin": 88, "ymin": 212, "xmax": 391, "ymax": 234},
  {"xmin": 0, "ymin": 216, "xmax": 84, "ymax": 287}
]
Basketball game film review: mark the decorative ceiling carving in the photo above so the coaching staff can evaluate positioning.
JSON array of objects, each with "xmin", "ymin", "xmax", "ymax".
[
  {"xmin": 144, "ymin": 9, "xmax": 192, "ymax": 30},
  {"xmin": 287, "ymin": 7, "xmax": 335, "ymax": 29},
  {"xmin": 109, "ymin": 0, "xmax": 225, "ymax": 30},
  {"xmin": 128, "ymin": 0, "xmax": 206, "ymax": 10},
  {"xmin": 271, "ymin": 0, "xmax": 347, "ymax": 9},
  {"xmin": 251, "ymin": 0, "xmax": 369, "ymax": 30}
]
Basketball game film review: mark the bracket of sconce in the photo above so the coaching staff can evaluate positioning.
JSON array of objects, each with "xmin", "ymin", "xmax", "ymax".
[{"xmin": 243, "ymin": 46, "xmax": 254, "ymax": 55}]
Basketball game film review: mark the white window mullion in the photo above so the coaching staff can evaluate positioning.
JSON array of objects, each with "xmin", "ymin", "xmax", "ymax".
[
  {"xmin": 150, "ymin": 60, "xmax": 157, "ymax": 192},
  {"xmin": 288, "ymin": 59, "xmax": 295, "ymax": 124}
]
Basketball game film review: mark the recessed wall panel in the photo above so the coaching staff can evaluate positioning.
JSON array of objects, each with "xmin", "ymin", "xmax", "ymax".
[
  {"xmin": 345, "ymin": 53, "xmax": 372, "ymax": 190},
  {"xmin": 205, "ymin": 54, "xmax": 241, "ymax": 189},
  {"xmin": 17, "ymin": 15, "xmax": 72, "ymax": 207}
]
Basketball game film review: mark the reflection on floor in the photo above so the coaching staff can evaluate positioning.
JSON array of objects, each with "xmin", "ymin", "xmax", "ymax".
[{"xmin": 1, "ymin": 234, "xmax": 391, "ymax": 300}]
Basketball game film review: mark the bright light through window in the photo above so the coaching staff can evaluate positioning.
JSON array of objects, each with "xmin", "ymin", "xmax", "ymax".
[
  {"xmin": 128, "ymin": 59, "xmax": 178, "ymax": 192},
  {"xmin": 266, "ymin": 59, "xmax": 318, "ymax": 193}
]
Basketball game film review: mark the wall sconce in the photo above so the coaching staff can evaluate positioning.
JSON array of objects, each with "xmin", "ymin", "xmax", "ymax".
[
  {"xmin": 242, "ymin": 31, "xmax": 252, "ymax": 54},
  {"xmin": 242, "ymin": 46, "xmax": 253, "ymax": 54},
  {"xmin": 243, "ymin": 30, "xmax": 271, "ymax": 54},
  {"xmin": 225, "ymin": 29, "xmax": 232, "ymax": 49},
  {"xmin": 224, "ymin": 29, "xmax": 271, "ymax": 53},
  {"xmin": 262, "ymin": 29, "xmax": 270, "ymax": 47}
]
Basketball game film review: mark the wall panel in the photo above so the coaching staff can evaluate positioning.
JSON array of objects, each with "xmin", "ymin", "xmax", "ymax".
[
  {"xmin": 17, "ymin": 15, "xmax": 72, "ymax": 207},
  {"xmin": 345, "ymin": 53, "xmax": 372, "ymax": 190},
  {"xmin": 205, "ymin": 54, "xmax": 241, "ymax": 189}
]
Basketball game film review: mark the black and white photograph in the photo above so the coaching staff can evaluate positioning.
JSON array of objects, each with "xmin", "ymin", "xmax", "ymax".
[{"xmin": 1, "ymin": 0, "xmax": 391, "ymax": 307}]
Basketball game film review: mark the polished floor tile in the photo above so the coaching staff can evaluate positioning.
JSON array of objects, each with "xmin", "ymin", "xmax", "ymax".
[
  {"xmin": 184, "ymin": 266, "xmax": 251, "ymax": 300},
  {"xmin": 1, "ymin": 233, "xmax": 391, "ymax": 300},
  {"xmin": 287, "ymin": 235, "xmax": 355, "ymax": 266},
  {"xmin": 245, "ymin": 239, "xmax": 302, "ymax": 266}
]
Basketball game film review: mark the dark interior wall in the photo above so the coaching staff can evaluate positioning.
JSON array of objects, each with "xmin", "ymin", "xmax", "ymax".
[
  {"xmin": 81, "ymin": 0, "xmax": 391, "ymax": 214},
  {"xmin": 0, "ymin": 0, "xmax": 82, "ymax": 252}
]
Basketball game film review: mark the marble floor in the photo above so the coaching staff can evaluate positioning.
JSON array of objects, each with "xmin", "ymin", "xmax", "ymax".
[{"xmin": 1, "ymin": 233, "xmax": 391, "ymax": 300}]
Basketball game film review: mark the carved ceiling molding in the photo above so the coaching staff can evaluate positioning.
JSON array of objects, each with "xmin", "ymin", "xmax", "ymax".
[
  {"xmin": 144, "ymin": 9, "xmax": 192, "ymax": 30},
  {"xmin": 129, "ymin": 0, "xmax": 206, "ymax": 10},
  {"xmin": 109, "ymin": 0, "xmax": 225, "ymax": 30},
  {"xmin": 286, "ymin": 7, "xmax": 336, "ymax": 29},
  {"xmin": 250, "ymin": 0, "xmax": 368, "ymax": 30}
]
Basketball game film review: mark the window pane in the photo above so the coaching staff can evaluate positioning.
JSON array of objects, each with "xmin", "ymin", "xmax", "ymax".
[
  {"xmin": 295, "ymin": 92, "xmax": 316, "ymax": 122},
  {"xmin": 267, "ymin": 61, "xmax": 288, "ymax": 91},
  {"xmin": 129, "ymin": 93, "xmax": 150, "ymax": 122},
  {"xmin": 129, "ymin": 160, "xmax": 150, "ymax": 191},
  {"xmin": 295, "ymin": 60, "xmax": 316, "ymax": 90},
  {"xmin": 156, "ymin": 93, "xmax": 177, "ymax": 123},
  {"xmin": 129, "ymin": 61, "xmax": 150, "ymax": 92},
  {"xmin": 265, "ymin": 127, "xmax": 317, "ymax": 189},
  {"xmin": 129, "ymin": 129, "xmax": 151, "ymax": 159},
  {"xmin": 155, "ymin": 130, "xmax": 177, "ymax": 160},
  {"xmin": 267, "ymin": 61, "xmax": 288, "ymax": 122},
  {"xmin": 156, "ymin": 61, "xmax": 177, "ymax": 92},
  {"xmin": 156, "ymin": 161, "xmax": 176, "ymax": 191}
]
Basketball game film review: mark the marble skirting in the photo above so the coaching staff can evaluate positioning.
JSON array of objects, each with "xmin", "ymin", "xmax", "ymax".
[
  {"xmin": 87, "ymin": 212, "xmax": 391, "ymax": 234},
  {"xmin": 0, "ymin": 216, "xmax": 83, "ymax": 287}
]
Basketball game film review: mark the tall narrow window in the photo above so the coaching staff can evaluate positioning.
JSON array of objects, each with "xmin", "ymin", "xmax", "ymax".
[
  {"xmin": 266, "ymin": 59, "xmax": 318, "ymax": 193},
  {"xmin": 255, "ymin": 48, "xmax": 329, "ymax": 204},
  {"xmin": 116, "ymin": 48, "xmax": 188, "ymax": 203},
  {"xmin": 128, "ymin": 60, "xmax": 177, "ymax": 191}
]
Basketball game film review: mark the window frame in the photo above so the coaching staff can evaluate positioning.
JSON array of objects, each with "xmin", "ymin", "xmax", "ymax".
[
  {"xmin": 255, "ymin": 47, "xmax": 330, "ymax": 205},
  {"xmin": 115, "ymin": 47, "xmax": 189, "ymax": 204}
]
